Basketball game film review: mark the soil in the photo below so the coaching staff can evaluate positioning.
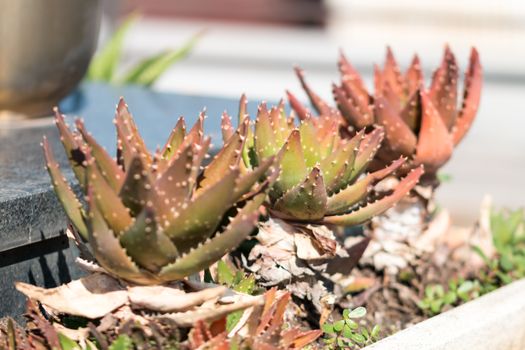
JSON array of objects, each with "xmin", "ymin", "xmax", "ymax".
[{"xmin": 339, "ymin": 246, "xmax": 475, "ymax": 339}]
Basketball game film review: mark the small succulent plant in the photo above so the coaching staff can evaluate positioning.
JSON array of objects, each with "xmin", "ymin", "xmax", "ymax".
[
  {"xmin": 418, "ymin": 279, "xmax": 482, "ymax": 316},
  {"xmin": 322, "ymin": 307, "xmax": 381, "ymax": 349},
  {"xmin": 230, "ymin": 96, "xmax": 423, "ymax": 226},
  {"xmin": 289, "ymin": 46, "xmax": 482, "ymax": 180},
  {"xmin": 43, "ymin": 98, "xmax": 274, "ymax": 285}
]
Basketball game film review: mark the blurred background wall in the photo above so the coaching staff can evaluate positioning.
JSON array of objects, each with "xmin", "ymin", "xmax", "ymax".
[{"xmin": 99, "ymin": 0, "xmax": 525, "ymax": 225}]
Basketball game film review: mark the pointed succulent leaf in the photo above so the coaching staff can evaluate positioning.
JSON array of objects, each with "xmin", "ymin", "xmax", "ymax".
[
  {"xmin": 115, "ymin": 98, "xmax": 152, "ymax": 168},
  {"xmin": 163, "ymin": 169, "xmax": 238, "ymax": 253},
  {"xmin": 333, "ymin": 83, "xmax": 373, "ymax": 130},
  {"xmin": 119, "ymin": 208, "xmax": 178, "ymax": 272},
  {"xmin": 294, "ymin": 66, "xmax": 333, "ymax": 116},
  {"xmin": 347, "ymin": 128, "xmax": 385, "ymax": 182},
  {"xmin": 322, "ymin": 166, "xmax": 423, "ymax": 226},
  {"xmin": 286, "ymin": 90, "xmax": 310, "ymax": 121},
  {"xmin": 380, "ymin": 81, "xmax": 402, "ymax": 115},
  {"xmin": 429, "ymin": 46, "xmax": 459, "ymax": 130},
  {"xmin": 159, "ymin": 193, "xmax": 264, "ymax": 281},
  {"xmin": 272, "ymin": 130, "xmax": 308, "ymax": 199},
  {"xmin": 320, "ymin": 131, "xmax": 363, "ymax": 193},
  {"xmin": 198, "ymin": 117, "xmax": 248, "ymax": 190},
  {"xmin": 161, "ymin": 117, "xmax": 186, "ymax": 160},
  {"xmin": 326, "ymin": 157, "xmax": 405, "ymax": 215},
  {"xmin": 76, "ymin": 119, "xmax": 124, "ymax": 192},
  {"xmin": 338, "ymin": 51, "xmax": 369, "ymax": 100},
  {"xmin": 273, "ymin": 167, "xmax": 327, "ymax": 221},
  {"xmin": 154, "ymin": 141, "xmax": 196, "ymax": 213},
  {"xmin": 118, "ymin": 156, "xmax": 156, "ymax": 217},
  {"xmin": 238, "ymin": 93, "xmax": 248, "ymax": 124},
  {"xmin": 341, "ymin": 77, "xmax": 373, "ymax": 125},
  {"xmin": 400, "ymin": 89, "xmax": 422, "ymax": 132},
  {"xmin": 86, "ymin": 149, "xmax": 133, "ymax": 235},
  {"xmin": 453, "ymin": 47, "xmax": 482, "ymax": 145},
  {"xmin": 375, "ymin": 96, "xmax": 417, "ymax": 156},
  {"xmin": 405, "ymin": 54, "xmax": 424, "ymax": 96},
  {"xmin": 299, "ymin": 118, "xmax": 322, "ymax": 167},
  {"xmin": 221, "ymin": 111, "xmax": 234, "ymax": 143},
  {"xmin": 42, "ymin": 137, "xmax": 88, "ymax": 239},
  {"xmin": 382, "ymin": 46, "xmax": 406, "ymax": 98},
  {"xmin": 53, "ymin": 108, "xmax": 87, "ymax": 190},
  {"xmin": 233, "ymin": 156, "xmax": 275, "ymax": 202},
  {"xmin": 270, "ymin": 100, "xmax": 290, "ymax": 145},
  {"xmin": 374, "ymin": 64, "xmax": 384, "ymax": 98},
  {"xmin": 254, "ymin": 103, "xmax": 279, "ymax": 159},
  {"xmin": 184, "ymin": 111, "xmax": 205, "ymax": 147},
  {"xmin": 86, "ymin": 187, "xmax": 158, "ymax": 285},
  {"xmin": 415, "ymin": 91, "xmax": 454, "ymax": 172}
]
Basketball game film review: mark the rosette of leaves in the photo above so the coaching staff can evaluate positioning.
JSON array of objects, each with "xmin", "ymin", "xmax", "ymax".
[
  {"xmin": 41, "ymin": 98, "xmax": 273, "ymax": 285},
  {"xmin": 288, "ymin": 47, "xmax": 482, "ymax": 272},
  {"xmin": 288, "ymin": 46, "xmax": 482, "ymax": 181},
  {"xmin": 223, "ymin": 96, "xmax": 422, "ymax": 315},
  {"xmin": 232, "ymin": 97, "xmax": 423, "ymax": 227}
]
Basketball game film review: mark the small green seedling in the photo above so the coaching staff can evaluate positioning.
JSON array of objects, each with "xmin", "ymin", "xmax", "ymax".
[
  {"xmin": 322, "ymin": 307, "xmax": 380, "ymax": 349},
  {"xmin": 418, "ymin": 278, "xmax": 481, "ymax": 316}
]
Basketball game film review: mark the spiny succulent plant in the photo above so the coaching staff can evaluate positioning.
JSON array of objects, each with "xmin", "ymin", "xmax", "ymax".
[
  {"xmin": 228, "ymin": 96, "xmax": 423, "ymax": 227},
  {"xmin": 288, "ymin": 46, "xmax": 482, "ymax": 180},
  {"xmin": 42, "ymin": 98, "xmax": 274, "ymax": 285}
]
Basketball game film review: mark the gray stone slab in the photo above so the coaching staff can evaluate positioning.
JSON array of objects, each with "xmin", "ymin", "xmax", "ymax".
[{"xmin": 0, "ymin": 234, "xmax": 85, "ymax": 320}]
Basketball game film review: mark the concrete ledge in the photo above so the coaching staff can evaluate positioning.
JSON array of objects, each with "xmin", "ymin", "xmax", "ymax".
[{"xmin": 366, "ymin": 278, "xmax": 525, "ymax": 350}]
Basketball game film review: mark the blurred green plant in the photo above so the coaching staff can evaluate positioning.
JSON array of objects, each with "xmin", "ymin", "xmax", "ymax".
[
  {"xmin": 418, "ymin": 278, "xmax": 482, "ymax": 316},
  {"xmin": 322, "ymin": 307, "xmax": 380, "ymax": 349},
  {"xmin": 87, "ymin": 14, "xmax": 201, "ymax": 87},
  {"xmin": 419, "ymin": 207, "xmax": 525, "ymax": 317},
  {"xmin": 474, "ymin": 207, "xmax": 525, "ymax": 290}
]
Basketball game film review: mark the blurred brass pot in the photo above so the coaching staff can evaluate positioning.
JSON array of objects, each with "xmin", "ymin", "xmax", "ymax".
[{"xmin": 0, "ymin": 0, "xmax": 102, "ymax": 117}]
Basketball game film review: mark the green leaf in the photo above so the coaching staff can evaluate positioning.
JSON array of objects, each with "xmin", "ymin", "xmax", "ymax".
[
  {"xmin": 345, "ymin": 319, "xmax": 358, "ymax": 330},
  {"xmin": 430, "ymin": 300, "xmax": 443, "ymax": 314},
  {"xmin": 342, "ymin": 308, "xmax": 350, "ymax": 319},
  {"xmin": 371, "ymin": 325, "xmax": 381, "ymax": 339},
  {"xmin": 87, "ymin": 14, "xmax": 138, "ymax": 81},
  {"xmin": 361, "ymin": 327, "xmax": 370, "ymax": 340},
  {"xmin": 322, "ymin": 323, "xmax": 335, "ymax": 334},
  {"xmin": 500, "ymin": 254, "xmax": 514, "ymax": 272},
  {"xmin": 58, "ymin": 333, "xmax": 80, "ymax": 350},
  {"xmin": 217, "ymin": 260, "xmax": 235, "ymax": 286},
  {"xmin": 119, "ymin": 32, "xmax": 202, "ymax": 86},
  {"xmin": 323, "ymin": 336, "xmax": 336, "ymax": 344},
  {"xmin": 457, "ymin": 280, "xmax": 474, "ymax": 295},
  {"xmin": 333, "ymin": 319, "xmax": 345, "ymax": 332},
  {"xmin": 234, "ymin": 275, "xmax": 256, "ymax": 295},
  {"xmin": 227, "ymin": 310, "xmax": 243, "ymax": 332},
  {"xmin": 443, "ymin": 291, "xmax": 457, "ymax": 305},
  {"xmin": 348, "ymin": 306, "xmax": 367, "ymax": 319},
  {"xmin": 349, "ymin": 332, "xmax": 366, "ymax": 344},
  {"xmin": 342, "ymin": 324, "xmax": 353, "ymax": 339},
  {"xmin": 437, "ymin": 172, "xmax": 453, "ymax": 183},
  {"xmin": 109, "ymin": 335, "xmax": 133, "ymax": 350}
]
